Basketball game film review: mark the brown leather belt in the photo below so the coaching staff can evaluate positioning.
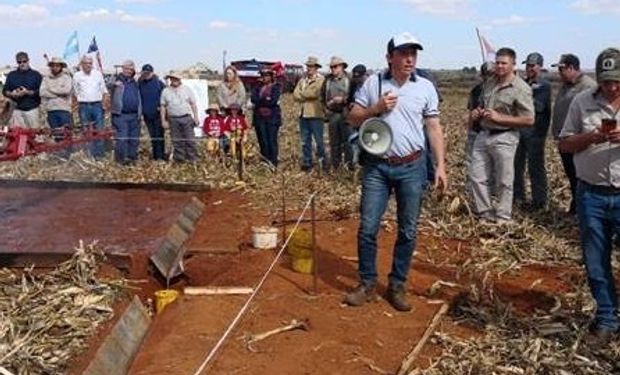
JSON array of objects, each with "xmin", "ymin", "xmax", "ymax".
[{"xmin": 385, "ymin": 150, "xmax": 422, "ymax": 165}]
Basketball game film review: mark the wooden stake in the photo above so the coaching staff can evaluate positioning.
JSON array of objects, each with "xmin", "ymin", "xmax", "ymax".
[
  {"xmin": 311, "ymin": 195, "xmax": 318, "ymax": 295},
  {"xmin": 396, "ymin": 303, "xmax": 449, "ymax": 375},
  {"xmin": 281, "ymin": 172, "xmax": 286, "ymax": 248}
]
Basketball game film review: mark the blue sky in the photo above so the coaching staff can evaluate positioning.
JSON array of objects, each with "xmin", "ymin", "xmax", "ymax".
[{"xmin": 0, "ymin": 0, "xmax": 618, "ymax": 73}]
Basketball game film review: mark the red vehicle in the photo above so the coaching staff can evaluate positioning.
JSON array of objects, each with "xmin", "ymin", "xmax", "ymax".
[{"xmin": 230, "ymin": 59, "xmax": 303, "ymax": 93}]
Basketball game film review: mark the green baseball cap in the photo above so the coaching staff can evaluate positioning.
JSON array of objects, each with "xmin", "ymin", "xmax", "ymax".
[{"xmin": 596, "ymin": 48, "xmax": 620, "ymax": 82}]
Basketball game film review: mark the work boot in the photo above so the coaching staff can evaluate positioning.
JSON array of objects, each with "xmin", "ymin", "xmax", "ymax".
[
  {"xmin": 344, "ymin": 284, "xmax": 378, "ymax": 307},
  {"xmin": 587, "ymin": 323, "xmax": 618, "ymax": 347},
  {"xmin": 385, "ymin": 284, "xmax": 412, "ymax": 312}
]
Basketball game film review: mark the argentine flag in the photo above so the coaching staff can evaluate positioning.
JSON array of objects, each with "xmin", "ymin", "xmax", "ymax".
[{"xmin": 63, "ymin": 31, "xmax": 79, "ymax": 60}]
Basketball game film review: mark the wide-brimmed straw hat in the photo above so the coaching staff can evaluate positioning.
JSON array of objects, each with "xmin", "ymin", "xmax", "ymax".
[
  {"xmin": 207, "ymin": 103, "xmax": 220, "ymax": 112},
  {"xmin": 329, "ymin": 56, "xmax": 348, "ymax": 69},
  {"xmin": 47, "ymin": 57, "xmax": 67, "ymax": 68},
  {"xmin": 165, "ymin": 71, "xmax": 182, "ymax": 80},
  {"xmin": 304, "ymin": 56, "xmax": 322, "ymax": 68}
]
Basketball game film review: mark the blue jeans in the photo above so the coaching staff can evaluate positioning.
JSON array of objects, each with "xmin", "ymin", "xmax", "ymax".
[
  {"xmin": 47, "ymin": 110, "xmax": 72, "ymax": 142},
  {"xmin": 143, "ymin": 113, "xmax": 165, "ymax": 160},
  {"xmin": 357, "ymin": 153, "xmax": 427, "ymax": 287},
  {"xmin": 577, "ymin": 181, "xmax": 620, "ymax": 330},
  {"xmin": 78, "ymin": 102, "xmax": 105, "ymax": 158},
  {"xmin": 112, "ymin": 113, "xmax": 140, "ymax": 163},
  {"xmin": 299, "ymin": 117, "xmax": 327, "ymax": 169},
  {"xmin": 254, "ymin": 118, "xmax": 280, "ymax": 166}
]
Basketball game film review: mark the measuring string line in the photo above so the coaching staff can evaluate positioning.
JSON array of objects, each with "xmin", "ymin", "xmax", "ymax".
[{"xmin": 191, "ymin": 191, "xmax": 318, "ymax": 375}]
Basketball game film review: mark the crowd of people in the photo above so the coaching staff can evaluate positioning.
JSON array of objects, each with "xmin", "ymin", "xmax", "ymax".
[
  {"xmin": 464, "ymin": 46, "xmax": 620, "ymax": 343},
  {"xmin": 0, "ymin": 51, "xmax": 374, "ymax": 170},
  {"xmin": 4, "ymin": 38, "xmax": 620, "ymax": 343}
]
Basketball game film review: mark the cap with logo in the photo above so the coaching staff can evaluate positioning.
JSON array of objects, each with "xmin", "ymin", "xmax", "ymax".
[
  {"xmin": 522, "ymin": 52, "xmax": 544, "ymax": 66},
  {"xmin": 551, "ymin": 54, "xmax": 580, "ymax": 69},
  {"xmin": 141, "ymin": 64, "xmax": 154, "ymax": 73},
  {"xmin": 596, "ymin": 48, "xmax": 620, "ymax": 82},
  {"xmin": 387, "ymin": 32, "xmax": 424, "ymax": 53}
]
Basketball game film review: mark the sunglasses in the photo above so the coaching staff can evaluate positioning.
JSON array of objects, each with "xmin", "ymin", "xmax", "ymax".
[{"xmin": 17, "ymin": 60, "xmax": 28, "ymax": 64}]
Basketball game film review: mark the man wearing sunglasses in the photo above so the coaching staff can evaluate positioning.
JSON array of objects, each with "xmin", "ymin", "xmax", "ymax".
[{"xmin": 2, "ymin": 52, "xmax": 42, "ymax": 129}]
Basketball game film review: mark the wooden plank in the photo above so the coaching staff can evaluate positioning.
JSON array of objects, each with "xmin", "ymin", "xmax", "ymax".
[
  {"xmin": 184, "ymin": 286, "xmax": 253, "ymax": 295},
  {"xmin": 82, "ymin": 296, "xmax": 151, "ymax": 375}
]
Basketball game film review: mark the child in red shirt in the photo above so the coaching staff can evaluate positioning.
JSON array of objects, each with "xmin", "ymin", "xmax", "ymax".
[
  {"xmin": 203, "ymin": 104, "xmax": 230, "ymax": 155},
  {"xmin": 224, "ymin": 104, "xmax": 249, "ymax": 158}
]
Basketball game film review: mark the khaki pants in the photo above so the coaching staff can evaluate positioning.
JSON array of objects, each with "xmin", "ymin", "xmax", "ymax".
[
  {"xmin": 468, "ymin": 129, "xmax": 519, "ymax": 220},
  {"xmin": 10, "ymin": 107, "xmax": 41, "ymax": 129}
]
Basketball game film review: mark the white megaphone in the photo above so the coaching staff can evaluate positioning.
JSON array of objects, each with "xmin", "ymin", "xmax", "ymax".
[{"xmin": 358, "ymin": 117, "xmax": 393, "ymax": 156}]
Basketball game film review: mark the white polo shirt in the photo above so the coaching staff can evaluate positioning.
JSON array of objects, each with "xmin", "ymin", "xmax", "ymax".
[
  {"xmin": 73, "ymin": 70, "xmax": 108, "ymax": 103},
  {"xmin": 355, "ymin": 72, "xmax": 439, "ymax": 157}
]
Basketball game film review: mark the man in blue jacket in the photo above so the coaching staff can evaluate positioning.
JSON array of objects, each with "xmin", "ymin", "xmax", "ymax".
[
  {"xmin": 139, "ymin": 64, "xmax": 166, "ymax": 160},
  {"xmin": 110, "ymin": 60, "xmax": 141, "ymax": 165},
  {"xmin": 2, "ymin": 52, "xmax": 42, "ymax": 128}
]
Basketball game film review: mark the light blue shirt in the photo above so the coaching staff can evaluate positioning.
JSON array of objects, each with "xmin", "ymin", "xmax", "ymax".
[{"xmin": 355, "ymin": 72, "xmax": 439, "ymax": 157}]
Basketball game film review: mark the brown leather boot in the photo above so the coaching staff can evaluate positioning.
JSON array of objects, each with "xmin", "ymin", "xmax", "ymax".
[
  {"xmin": 385, "ymin": 284, "xmax": 412, "ymax": 312},
  {"xmin": 344, "ymin": 284, "xmax": 378, "ymax": 307}
]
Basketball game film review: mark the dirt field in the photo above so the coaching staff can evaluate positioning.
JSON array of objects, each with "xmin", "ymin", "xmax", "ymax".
[
  {"xmin": 11, "ymin": 184, "xmax": 573, "ymax": 375},
  {"xmin": 3, "ymin": 87, "xmax": 609, "ymax": 374}
]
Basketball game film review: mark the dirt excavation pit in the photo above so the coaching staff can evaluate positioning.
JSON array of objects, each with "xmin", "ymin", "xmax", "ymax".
[
  {"xmin": 126, "ymin": 213, "xmax": 580, "ymax": 374},
  {"xmin": 1, "ymin": 184, "xmax": 582, "ymax": 374}
]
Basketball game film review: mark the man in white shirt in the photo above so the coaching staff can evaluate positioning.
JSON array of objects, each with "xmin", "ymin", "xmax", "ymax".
[
  {"xmin": 73, "ymin": 55, "xmax": 110, "ymax": 159},
  {"xmin": 160, "ymin": 72, "xmax": 199, "ymax": 162}
]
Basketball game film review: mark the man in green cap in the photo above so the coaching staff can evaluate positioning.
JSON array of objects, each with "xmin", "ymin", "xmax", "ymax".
[{"xmin": 559, "ymin": 48, "xmax": 620, "ymax": 343}]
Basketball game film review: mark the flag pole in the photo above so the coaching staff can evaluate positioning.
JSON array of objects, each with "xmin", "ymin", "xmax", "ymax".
[
  {"xmin": 76, "ymin": 31, "xmax": 80, "ymax": 65},
  {"xmin": 475, "ymin": 27, "xmax": 485, "ymax": 63}
]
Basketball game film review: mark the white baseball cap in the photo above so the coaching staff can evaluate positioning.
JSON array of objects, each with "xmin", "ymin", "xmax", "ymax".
[{"xmin": 387, "ymin": 32, "xmax": 424, "ymax": 53}]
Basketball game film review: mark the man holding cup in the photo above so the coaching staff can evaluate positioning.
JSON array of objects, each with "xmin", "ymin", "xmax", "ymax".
[{"xmin": 559, "ymin": 48, "xmax": 620, "ymax": 343}]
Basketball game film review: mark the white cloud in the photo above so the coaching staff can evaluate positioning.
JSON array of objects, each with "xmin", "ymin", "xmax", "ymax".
[
  {"xmin": 571, "ymin": 0, "xmax": 620, "ymax": 15},
  {"xmin": 0, "ymin": 4, "xmax": 50, "ymax": 25},
  {"xmin": 35, "ymin": 0, "xmax": 68, "ymax": 5},
  {"xmin": 63, "ymin": 8, "xmax": 185, "ymax": 31},
  {"xmin": 398, "ymin": 0, "xmax": 473, "ymax": 18},
  {"xmin": 114, "ymin": 10, "xmax": 185, "ymax": 31},
  {"xmin": 291, "ymin": 27, "xmax": 339, "ymax": 39},
  {"xmin": 115, "ymin": 0, "xmax": 163, "ymax": 3},
  {"xmin": 208, "ymin": 20, "xmax": 242, "ymax": 30},
  {"xmin": 490, "ymin": 14, "xmax": 543, "ymax": 26}
]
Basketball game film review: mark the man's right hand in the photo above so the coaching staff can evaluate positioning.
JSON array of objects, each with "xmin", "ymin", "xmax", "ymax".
[
  {"xmin": 606, "ymin": 129, "xmax": 620, "ymax": 144},
  {"xmin": 374, "ymin": 91, "xmax": 398, "ymax": 115}
]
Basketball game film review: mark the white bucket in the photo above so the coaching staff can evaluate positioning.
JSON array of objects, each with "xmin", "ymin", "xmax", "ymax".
[{"xmin": 251, "ymin": 226, "xmax": 279, "ymax": 249}]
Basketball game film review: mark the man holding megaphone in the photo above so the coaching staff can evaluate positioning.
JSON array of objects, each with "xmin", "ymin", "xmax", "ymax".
[{"xmin": 345, "ymin": 32, "xmax": 447, "ymax": 312}]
